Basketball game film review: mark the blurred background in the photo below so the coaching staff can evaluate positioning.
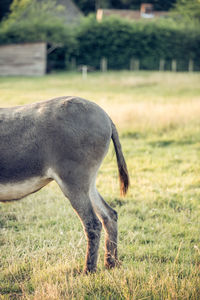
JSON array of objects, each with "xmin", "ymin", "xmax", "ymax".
[{"xmin": 0, "ymin": 0, "xmax": 200, "ymax": 75}]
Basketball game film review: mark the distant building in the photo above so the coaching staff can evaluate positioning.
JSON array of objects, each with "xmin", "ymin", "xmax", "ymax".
[
  {"xmin": 0, "ymin": 1, "xmax": 83, "ymax": 76},
  {"xmin": 0, "ymin": 43, "xmax": 47, "ymax": 76},
  {"xmin": 97, "ymin": 3, "xmax": 168, "ymax": 22}
]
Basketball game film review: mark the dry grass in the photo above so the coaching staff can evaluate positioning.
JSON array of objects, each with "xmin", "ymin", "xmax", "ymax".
[
  {"xmin": 104, "ymin": 99, "xmax": 200, "ymax": 132},
  {"xmin": 1, "ymin": 71, "xmax": 200, "ymax": 132}
]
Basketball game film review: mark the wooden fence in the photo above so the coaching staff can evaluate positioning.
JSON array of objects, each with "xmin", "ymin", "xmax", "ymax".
[{"xmin": 71, "ymin": 57, "xmax": 200, "ymax": 73}]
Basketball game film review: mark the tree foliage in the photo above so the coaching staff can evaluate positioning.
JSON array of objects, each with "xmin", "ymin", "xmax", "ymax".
[
  {"xmin": 172, "ymin": 0, "xmax": 200, "ymax": 21},
  {"xmin": 3, "ymin": 0, "xmax": 67, "ymax": 25},
  {"xmin": 0, "ymin": 0, "xmax": 75, "ymax": 45},
  {"xmin": 0, "ymin": 0, "xmax": 12, "ymax": 21}
]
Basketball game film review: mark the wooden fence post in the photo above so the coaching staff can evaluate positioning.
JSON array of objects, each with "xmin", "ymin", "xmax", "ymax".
[
  {"xmin": 70, "ymin": 58, "xmax": 76, "ymax": 71},
  {"xmin": 130, "ymin": 58, "xmax": 134, "ymax": 70},
  {"xmin": 100, "ymin": 57, "xmax": 107, "ymax": 72},
  {"xmin": 159, "ymin": 59, "xmax": 165, "ymax": 71},
  {"xmin": 188, "ymin": 59, "xmax": 194, "ymax": 72},
  {"xmin": 130, "ymin": 58, "xmax": 140, "ymax": 71},
  {"xmin": 171, "ymin": 59, "xmax": 177, "ymax": 72}
]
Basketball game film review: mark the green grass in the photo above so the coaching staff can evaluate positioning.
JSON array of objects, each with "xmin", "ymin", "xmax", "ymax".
[{"xmin": 0, "ymin": 71, "xmax": 200, "ymax": 299}]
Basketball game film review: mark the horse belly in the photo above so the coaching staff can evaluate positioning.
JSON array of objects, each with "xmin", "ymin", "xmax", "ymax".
[{"xmin": 0, "ymin": 177, "xmax": 51, "ymax": 202}]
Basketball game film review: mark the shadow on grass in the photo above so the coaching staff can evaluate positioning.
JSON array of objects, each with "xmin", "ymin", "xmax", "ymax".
[
  {"xmin": 107, "ymin": 198, "xmax": 129, "ymax": 208},
  {"xmin": 149, "ymin": 139, "xmax": 198, "ymax": 147}
]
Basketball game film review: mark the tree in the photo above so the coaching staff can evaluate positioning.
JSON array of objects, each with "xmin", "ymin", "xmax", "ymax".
[
  {"xmin": 0, "ymin": 0, "xmax": 76, "ymax": 48},
  {"xmin": 3, "ymin": 0, "xmax": 67, "ymax": 25},
  {"xmin": 172, "ymin": 0, "xmax": 200, "ymax": 21},
  {"xmin": 0, "ymin": 0, "xmax": 13, "ymax": 21}
]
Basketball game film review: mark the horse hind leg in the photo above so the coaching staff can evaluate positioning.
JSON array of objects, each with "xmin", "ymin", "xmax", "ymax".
[
  {"xmin": 90, "ymin": 186, "xmax": 119, "ymax": 269},
  {"xmin": 51, "ymin": 171, "xmax": 102, "ymax": 273},
  {"xmin": 66, "ymin": 192, "xmax": 102, "ymax": 273}
]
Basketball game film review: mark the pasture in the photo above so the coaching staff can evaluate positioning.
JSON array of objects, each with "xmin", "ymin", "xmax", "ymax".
[{"xmin": 0, "ymin": 71, "xmax": 200, "ymax": 299}]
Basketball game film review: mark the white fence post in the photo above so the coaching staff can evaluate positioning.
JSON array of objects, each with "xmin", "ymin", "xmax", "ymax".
[{"xmin": 82, "ymin": 65, "xmax": 87, "ymax": 79}]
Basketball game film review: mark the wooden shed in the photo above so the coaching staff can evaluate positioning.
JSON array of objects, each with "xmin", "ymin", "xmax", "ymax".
[{"xmin": 0, "ymin": 42, "xmax": 47, "ymax": 76}]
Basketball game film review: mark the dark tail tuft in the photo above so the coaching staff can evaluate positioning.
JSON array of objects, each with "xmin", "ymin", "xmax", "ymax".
[{"xmin": 111, "ymin": 121, "xmax": 129, "ymax": 196}]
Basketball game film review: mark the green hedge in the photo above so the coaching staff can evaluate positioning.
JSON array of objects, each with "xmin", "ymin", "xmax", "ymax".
[
  {"xmin": 75, "ymin": 16, "xmax": 200, "ymax": 70},
  {"xmin": 0, "ymin": 15, "xmax": 200, "ymax": 71}
]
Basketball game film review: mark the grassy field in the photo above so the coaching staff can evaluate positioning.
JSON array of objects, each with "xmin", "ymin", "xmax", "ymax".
[{"xmin": 0, "ymin": 71, "xmax": 200, "ymax": 299}]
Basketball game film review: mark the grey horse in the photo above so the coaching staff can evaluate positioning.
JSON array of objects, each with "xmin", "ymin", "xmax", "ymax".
[{"xmin": 0, "ymin": 96, "xmax": 129, "ymax": 273}]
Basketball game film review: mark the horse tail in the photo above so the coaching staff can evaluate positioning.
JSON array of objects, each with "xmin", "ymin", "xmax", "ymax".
[{"xmin": 111, "ymin": 120, "xmax": 129, "ymax": 196}]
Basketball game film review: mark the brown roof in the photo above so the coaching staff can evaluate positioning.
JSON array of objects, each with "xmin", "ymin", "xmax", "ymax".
[{"xmin": 97, "ymin": 9, "xmax": 168, "ymax": 22}]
